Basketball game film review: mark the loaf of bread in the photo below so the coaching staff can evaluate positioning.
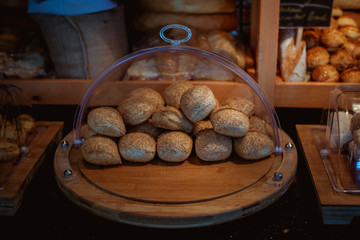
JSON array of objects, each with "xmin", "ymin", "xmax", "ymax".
[
  {"xmin": 157, "ymin": 131, "xmax": 193, "ymax": 162},
  {"xmin": 81, "ymin": 136, "xmax": 122, "ymax": 165},
  {"xmin": 118, "ymin": 132, "xmax": 156, "ymax": 162},
  {"xmin": 195, "ymin": 129, "xmax": 232, "ymax": 161},
  {"xmin": 87, "ymin": 107, "xmax": 126, "ymax": 137},
  {"xmin": 279, "ymin": 29, "xmax": 307, "ymax": 82}
]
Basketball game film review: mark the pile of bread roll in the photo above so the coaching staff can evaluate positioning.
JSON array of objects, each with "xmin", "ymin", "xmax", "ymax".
[
  {"xmin": 0, "ymin": 113, "xmax": 35, "ymax": 161},
  {"xmin": 80, "ymin": 81, "xmax": 274, "ymax": 165},
  {"xmin": 305, "ymin": 6, "xmax": 360, "ymax": 83}
]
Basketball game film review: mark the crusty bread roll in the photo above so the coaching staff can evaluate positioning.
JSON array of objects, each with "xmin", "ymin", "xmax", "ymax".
[
  {"xmin": 311, "ymin": 64, "xmax": 340, "ymax": 82},
  {"xmin": 210, "ymin": 106, "xmax": 249, "ymax": 137},
  {"xmin": 126, "ymin": 58, "xmax": 160, "ymax": 80},
  {"xmin": 162, "ymin": 80, "xmax": 193, "ymax": 108},
  {"xmin": 17, "ymin": 114, "xmax": 35, "ymax": 134},
  {"xmin": 320, "ymin": 29, "xmax": 347, "ymax": 51},
  {"xmin": 233, "ymin": 131, "xmax": 274, "ymax": 160},
  {"xmin": 133, "ymin": 11, "xmax": 238, "ymax": 32},
  {"xmin": 337, "ymin": 16, "xmax": 357, "ymax": 27},
  {"xmin": 306, "ymin": 46, "xmax": 330, "ymax": 69},
  {"xmin": 81, "ymin": 136, "xmax": 122, "ymax": 165},
  {"xmin": 180, "ymin": 85, "xmax": 216, "ymax": 122},
  {"xmin": 221, "ymin": 96, "xmax": 255, "ymax": 116},
  {"xmin": 350, "ymin": 112, "xmax": 360, "ymax": 132},
  {"xmin": 332, "ymin": 5, "xmax": 343, "ymax": 17},
  {"xmin": 248, "ymin": 116, "xmax": 267, "ymax": 134},
  {"xmin": 0, "ymin": 139, "xmax": 20, "ymax": 162},
  {"xmin": 152, "ymin": 106, "xmax": 193, "ymax": 133},
  {"xmin": 330, "ymin": 49, "xmax": 355, "ymax": 71},
  {"xmin": 340, "ymin": 69, "xmax": 360, "ymax": 83},
  {"xmin": 138, "ymin": 0, "xmax": 236, "ymax": 14},
  {"xmin": 339, "ymin": 26, "xmax": 360, "ymax": 38},
  {"xmin": 126, "ymin": 87, "xmax": 165, "ymax": 109},
  {"xmin": 353, "ymin": 129, "xmax": 360, "ymax": 146},
  {"xmin": 344, "ymin": 38, "xmax": 360, "ymax": 58},
  {"xmin": 157, "ymin": 131, "xmax": 193, "ymax": 162},
  {"xmin": 279, "ymin": 29, "xmax": 306, "ymax": 82},
  {"xmin": 302, "ymin": 30, "xmax": 320, "ymax": 49},
  {"xmin": 118, "ymin": 132, "xmax": 156, "ymax": 162},
  {"xmin": 195, "ymin": 129, "xmax": 232, "ymax": 161},
  {"xmin": 87, "ymin": 107, "xmax": 126, "ymax": 137}
]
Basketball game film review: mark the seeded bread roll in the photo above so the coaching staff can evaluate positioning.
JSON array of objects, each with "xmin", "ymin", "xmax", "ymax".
[
  {"xmin": 117, "ymin": 97, "xmax": 156, "ymax": 125},
  {"xmin": 248, "ymin": 116, "xmax": 268, "ymax": 134},
  {"xmin": 193, "ymin": 120, "xmax": 213, "ymax": 136},
  {"xmin": 152, "ymin": 106, "xmax": 193, "ymax": 133},
  {"xmin": 157, "ymin": 131, "xmax": 193, "ymax": 162},
  {"xmin": 210, "ymin": 106, "xmax": 249, "ymax": 137},
  {"xmin": 126, "ymin": 87, "xmax": 165, "ymax": 109},
  {"xmin": 351, "ymin": 112, "xmax": 360, "ymax": 132},
  {"xmin": 353, "ymin": 128, "xmax": 360, "ymax": 146},
  {"xmin": 233, "ymin": 131, "xmax": 274, "ymax": 160},
  {"xmin": 162, "ymin": 80, "xmax": 193, "ymax": 108},
  {"xmin": 118, "ymin": 132, "xmax": 156, "ymax": 162},
  {"xmin": 180, "ymin": 85, "xmax": 216, "ymax": 122},
  {"xmin": 81, "ymin": 136, "xmax": 122, "ymax": 165},
  {"xmin": 87, "ymin": 107, "xmax": 126, "ymax": 137},
  {"xmin": 128, "ymin": 120, "xmax": 163, "ymax": 138},
  {"xmin": 195, "ymin": 129, "xmax": 232, "ymax": 161},
  {"xmin": 221, "ymin": 96, "xmax": 255, "ymax": 116},
  {"xmin": 0, "ymin": 139, "xmax": 20, "ymax": 162}
]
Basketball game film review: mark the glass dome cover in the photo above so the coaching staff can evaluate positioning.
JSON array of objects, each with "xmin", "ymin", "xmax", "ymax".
[{"xmin": 70, "ymin": 25, "xmax": 284, "ymax": 204}]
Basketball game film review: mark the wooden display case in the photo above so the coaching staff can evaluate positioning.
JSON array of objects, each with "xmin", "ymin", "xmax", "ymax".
[{"xmin": 1, "ymin": 0, "xmax": 354, "ymax": 109}]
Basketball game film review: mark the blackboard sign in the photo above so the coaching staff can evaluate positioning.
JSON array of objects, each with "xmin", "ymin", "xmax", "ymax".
[{"xmin": 280, "ymin": 0, "xmax": 334, "ymax": 28}]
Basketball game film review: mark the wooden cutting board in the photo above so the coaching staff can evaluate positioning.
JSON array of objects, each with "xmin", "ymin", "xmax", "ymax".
[
  {"xmin": 54, "ymin": 129, "xmax": 297, "ymax": 228},
  {"xmin": 0, "ymin": 121, "xmax": 63, "ymax": 215}
]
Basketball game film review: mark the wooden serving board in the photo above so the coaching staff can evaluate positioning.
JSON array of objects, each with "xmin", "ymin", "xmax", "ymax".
[
  {"xmin": 54, "ymin": 129, "xmax": 297, "ymax": 228},
  {"xmin": 0, "ymin": 121, "xmax": 63, "ymax": 216},
  {"xmin": 296, "ymin": 124, "xmax": 360, "ymax": 224}
]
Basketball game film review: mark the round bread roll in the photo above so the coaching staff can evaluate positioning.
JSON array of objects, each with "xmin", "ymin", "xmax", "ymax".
[
  {"xmin": 81, "ymin": 124, "xmax": 98, "ymax": 139},
  {"xmin": 306, "ymin": 46, "xmax": 330, "ymax": 68},
  {"xmin": 87, "ymin": 107, "xmax": 126, "ymax": 137},
  {"xmin": 118, "ymin": 132, "xmax": 156, "ymax": 162},
  {"xmin": 157, "ymin": 131, "xmax": 193, "ymax": 162},
  {"xmin": 311, "ymin": 64, "xmax": 340, "ymax": 82},
  {"xmin": 0, "ymin": 139, "xmax": 20, "ymax": 162},
  {"xmin": 117, "ymin": 97, "xmax": 156, "ymax": 125},
  {"xmin": 337, "ymin": 16, "xmax": 357, "ymax": 27},
  {"xmin": 193, "ymin": 120, "xmax": 213, "ymax": 136},
  {"xmin": 138, "ymin": 0, "xmax": 236, "ymax": 14},
  {"xmin": 344, "ymin": 38, "xmax": 360, "ymax": 58},
  {"xmin": 152, "ymin": 106, "xmax": 193, "ymax": 133},
  {"xmin": 332, "ymin": 6, "xmax": 343, "ymax": 17},
  {"xmin": 249, "ymin": 116, "xmax": 268, "ymax": 134},
  {"xmin": 3, "ymin": 124, "xmax": 27, "ymax": 145},
  {"xmin": 81, "ymin": 136, "xmax": 121, "ymax": 165},
  {"xmin": 221, "ymin": 96, "xmax": 255, "ymax": 116},
  {"xmin": 210, "ymin": 106, "xmax": 249, "ymax": 137},
  {"xmin": 162, "ymin": 80, "xmax": 193, "ymax": 108},
  {"xmin": 126, "ymin": 87, "xmax": 165, "ymax": 109},
  {"xmin": 320, "ymin": 29, "xmax": 346, "ymax": 51},
  {"xmin": 331, "ymin": 50, "xmax": 356, "ymax": 72},
  {"xmin": 128, "ymin": 120, "xmax": 163, "ymax": 138},
  {"xmin": 233, "ymin": 131, "xmax": 274, "ymax": 160},
  {"xmin": 341, "ymin": 69, "xmax": 360, "ymax": 83},
  {"xmin": 339, "ymin": 26, "xmax": 360, "ymax": 38},
  {"xmin": 180, "ymin": 85, "xmax": 216, "ymax": 122},
  {"xmin": 195, "ymin": 129, "xmax": 232, "ymax": 161}
]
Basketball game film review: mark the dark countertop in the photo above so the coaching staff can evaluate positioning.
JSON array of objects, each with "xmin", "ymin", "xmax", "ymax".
[{"xmin": 1, "ymin": 106, "xmax": 359, "ymax": 239}]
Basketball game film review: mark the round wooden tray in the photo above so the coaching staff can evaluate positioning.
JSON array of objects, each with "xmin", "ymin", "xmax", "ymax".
[{"xmin": 54, "ymin": 130, "xmax": 297, "ymax": 228}]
